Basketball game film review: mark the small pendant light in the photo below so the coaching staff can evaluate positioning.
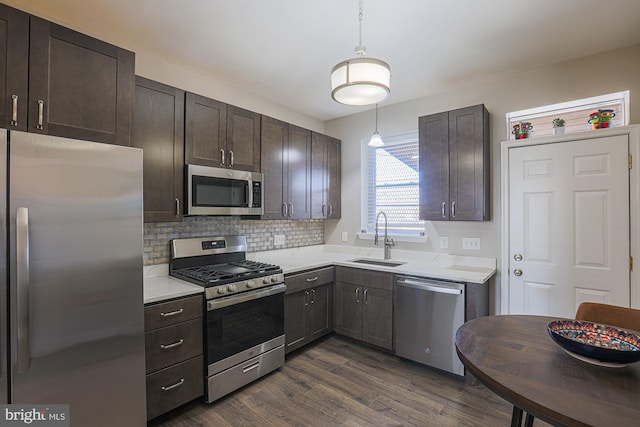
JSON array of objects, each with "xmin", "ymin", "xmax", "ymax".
[{"xmin": 368, "ymin": 104, "xmax": 384, "ymax": 147}]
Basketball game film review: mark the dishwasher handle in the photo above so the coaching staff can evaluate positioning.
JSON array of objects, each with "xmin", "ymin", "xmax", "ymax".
[{"xmin": 396, "ymin": 278, "xmax": 463, "ymax": 295}]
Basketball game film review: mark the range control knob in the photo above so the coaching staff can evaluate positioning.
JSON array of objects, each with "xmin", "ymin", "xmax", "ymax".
[
  {"xmin": 262, "ymin": 277, "xmax": 270, "ymax": 284},
  {"xmin": 217, "ymin": 287, "xmax": 226, "ymax": 295},
  {"xmin": 227, "ymin": 284, "xmax": 237, "ymax": 292},
  {"xmin": 271, "ymin": 276, "xmax": 279, "ymax": 283},
  {"xmin": 246, "ymin": 280, "xmax": 255, "ymax": 288}
]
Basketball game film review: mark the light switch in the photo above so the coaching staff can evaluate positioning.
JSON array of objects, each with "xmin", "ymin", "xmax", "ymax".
[
  {"xmin": 440, "ymin": 237, "xmax": 448, "ymax": 249},
  {"xmin": 341, "ymin": 231, "xmax": 348, "ymax": 242}
]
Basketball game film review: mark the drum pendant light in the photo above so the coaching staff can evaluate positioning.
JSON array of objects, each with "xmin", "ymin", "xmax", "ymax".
[{"xmin": 331, "ymin": 0, "xmax": 391, "ymax": 106}]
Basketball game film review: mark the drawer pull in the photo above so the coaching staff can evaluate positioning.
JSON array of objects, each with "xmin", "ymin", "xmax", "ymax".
[
  {"xmin": 160, "ymin": 308, "xmax": 184, "ymax": 318},
  {"xmin": 161, "ymin": 378, "xmax": 185, "ymax": 392},
  {"xmin": 306, "ymin": 276, "xmax": 319, "ymax": 282},
  {"xmin": 242, "ymin": 362, "xmax": 260, "ymax": 373},
  {"xmin": 160, "ymin": 339, "xmax": 184, "ymax": 350}
]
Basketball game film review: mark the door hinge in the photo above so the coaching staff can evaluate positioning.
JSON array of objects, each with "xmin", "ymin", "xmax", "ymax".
[
  {"xmin": 631, "ymin": 256, "xmax": 634, "ymax": 271},
  {"xmin": 629, "ymin": 154, "xmax": 632, "ymax": 169}
]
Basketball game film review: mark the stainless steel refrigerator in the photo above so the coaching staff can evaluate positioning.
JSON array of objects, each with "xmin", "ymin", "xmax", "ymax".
[{"xmin": 0, "ymin": 130, "xmax": 146, "ymax": 425}]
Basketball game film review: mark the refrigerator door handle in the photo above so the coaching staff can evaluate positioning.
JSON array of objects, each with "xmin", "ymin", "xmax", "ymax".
[{"xmin": 16, "ymin": 207, "xmax": 31, "ymax": 373}]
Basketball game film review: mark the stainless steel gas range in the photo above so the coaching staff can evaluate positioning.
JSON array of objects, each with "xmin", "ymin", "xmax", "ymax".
[{"xmin": 169, "ymin": 236, "xmax": 285, "ymax": 403}]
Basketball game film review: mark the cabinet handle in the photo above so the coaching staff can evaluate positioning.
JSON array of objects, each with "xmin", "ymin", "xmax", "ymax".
[
  {"xmin": 160, "ymin": 308, "xmax": 184, "ymax": 318},
  {"xmin": 322, "ymin": 205, "xmax": 326, "ymax": 217},
  {"xmin": 305, "ymin": 290, "xmax": 309, "ymax": 306},
  {"xmin": 451, "ymin": 201, "xmax": 456, "ymax": 218},
  {"xmin": 175, "ymin": 198, "xmax": 180, "ymax": 216},
  {"xmin": 161, "ymin": 378, "xmax": 185, "ymax": 392},
  {"xmin": 441, "ymin": 202, "xmax": 446, "ymax": 218},
  {"xmin": 282, "ymin": 202, "xmax": 288, "ymax": 217},
  {"xmin": 11, "ymin": 95, "xmax": 18, "ymax": 126},
  {"xmin": 229, "ymin": 150, "xmax": 234, "ymax": 167},
  {"xmin": 160, "ymin": 339, "xmax": 184, "ymax": 350},
  {"xmin": 36, "ymin": 100, "xmax": 44, "ymax": 130},
  {"xmin": 288, "ymin": 203, "xmax": 293, "ymax": 217},
  {"xmin": 311, "ymin": 289, "xmax": 316, "ymax": 304},
  {"xmin": 329, "ymin": 204, "xmax": 333, "ymax": 217},
  {"xmin": 364, "ymin": 289, "xmax": 368, "ymax": 305},
  {"xmin": 220, "ymin": 149, "xmax": 225, "ymax": 166},
  {"xmin": 355, "ymin": 287, "xmax": 360, "ymax": 303},
  {"xmin": 306, "ymin": 276, "xmax": 318, "ymax": 282}
]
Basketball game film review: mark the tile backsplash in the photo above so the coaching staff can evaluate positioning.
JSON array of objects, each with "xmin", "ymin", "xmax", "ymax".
[{"xmin": 144, "ymin": 216, "xmax": 324, "ymax": 265}]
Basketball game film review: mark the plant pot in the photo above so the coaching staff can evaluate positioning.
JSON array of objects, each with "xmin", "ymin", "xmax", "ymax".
[{"xmin": 553, "ymin": 127, "xmax": 566, "ymax": 135}]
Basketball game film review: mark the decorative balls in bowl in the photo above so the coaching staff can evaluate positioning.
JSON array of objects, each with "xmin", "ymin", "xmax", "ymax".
[{"xmin": 547, "ymin": 319, "xmax": 640, "ymax": 364}]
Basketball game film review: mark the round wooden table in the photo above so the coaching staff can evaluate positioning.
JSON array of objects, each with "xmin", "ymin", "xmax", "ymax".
[{"xmin": 455, "ymin": 315, "xmax": 640, "ymax": 427}]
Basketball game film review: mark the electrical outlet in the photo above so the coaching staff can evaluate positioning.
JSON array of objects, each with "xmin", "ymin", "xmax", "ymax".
[
  {"xmin": 439, "ymin": 237, "xmax": 448, "ymax": 249},
  {"xmin": 274, "ymin": 234, "xmax": 285, "ymax": 245},
  {"xmin": 341, "ymin": 231, "xmax": 348, "ymax": 242},
  {"xmin": 462, "ymin": 237, "xmax": 481, "ymax": 250}
]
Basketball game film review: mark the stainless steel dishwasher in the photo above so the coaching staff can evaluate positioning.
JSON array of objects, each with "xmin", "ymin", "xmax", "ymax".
[{"xmin": 394, "ymin": 275, "xmax": 465, "ymax": 376}]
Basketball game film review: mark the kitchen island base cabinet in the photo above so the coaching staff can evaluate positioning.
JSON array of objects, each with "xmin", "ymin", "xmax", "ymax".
[
  {"xmin": 144, "ymin": 294, "xmax": 204, "ymax": 421},
  {"xmin": 333, "ymin": 267, "xmax": 394, "ymax": 350},
  {"xmin": 285, "ymin": 267, "xmax": 334, "ymax": 354}
]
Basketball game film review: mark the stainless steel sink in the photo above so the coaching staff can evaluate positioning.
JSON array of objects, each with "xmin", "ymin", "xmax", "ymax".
[{"xmin": 348, "ymin": 258, "xmax": 406, "ymax": 267}]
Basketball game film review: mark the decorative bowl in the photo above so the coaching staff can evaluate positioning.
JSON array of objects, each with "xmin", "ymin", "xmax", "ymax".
[{"xmin": 547, "ymin": 319, "xmax": 640, "ymax": 364}]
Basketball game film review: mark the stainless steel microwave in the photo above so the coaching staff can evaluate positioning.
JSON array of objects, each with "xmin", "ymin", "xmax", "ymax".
[{"xmin": 186, "ymin": 165, "xmax": 263, "ymax": 215}]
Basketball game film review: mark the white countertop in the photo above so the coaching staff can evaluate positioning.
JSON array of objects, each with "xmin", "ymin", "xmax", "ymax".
[{"xmin": 143, "ymin": 244, "xmax": 497, "ymax": 304}]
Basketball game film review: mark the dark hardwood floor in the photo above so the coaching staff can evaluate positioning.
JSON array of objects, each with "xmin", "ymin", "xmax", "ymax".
[{"xmin": 149, "ymin": 335, "xmax": 551, "ymax": 426}]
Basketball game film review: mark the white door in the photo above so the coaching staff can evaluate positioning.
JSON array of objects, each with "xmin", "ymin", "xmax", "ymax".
[{"xmin": 508, "ymin": 135, "xmax": 630, "ymax": 318}]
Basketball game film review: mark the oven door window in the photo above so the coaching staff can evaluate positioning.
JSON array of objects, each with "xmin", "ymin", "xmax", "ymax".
[
  {"xmin": 206, "ymin": 292, "xmax": 284, "ymax": 365},
  {"xmin": 193, "ymin": 175, "xmax": 249, "ymax": 208}
]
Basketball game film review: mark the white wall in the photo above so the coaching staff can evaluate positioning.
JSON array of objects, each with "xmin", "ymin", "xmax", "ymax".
[{"xmin": 324, "ymin": 44, "xmax": 640, "ymax": 314}]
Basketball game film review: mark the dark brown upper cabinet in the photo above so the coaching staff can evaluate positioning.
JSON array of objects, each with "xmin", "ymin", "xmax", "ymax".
[
  {"xmin": 419, "ymin": 104, "xmax": 490, "ymax": 221},
  {"xmin": 0, "ymin": 6, "xmax": 135, "ymax": 146},
  {"xmin": 133, "ymin": 76, "xmax": 185, "ymax": 223},
  {"xmin": 185, "ymin": 93, "xmax": 260, "ymax": 172},
  {"xmin": 260, "ymin": 116, "xmax": 311, "ymax": 219},
  {"xmin": 311, "ymin": 132, "xmax": 341, "ymax": 219}
]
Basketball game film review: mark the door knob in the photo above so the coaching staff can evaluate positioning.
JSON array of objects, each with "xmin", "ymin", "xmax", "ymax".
[
  {"xmin": 514, "ymin": 269, "xmax": 523, "ymax": 277},
  {"xmin": 513, "ymin": 253, "xmax": 523, "ymax": 261}
]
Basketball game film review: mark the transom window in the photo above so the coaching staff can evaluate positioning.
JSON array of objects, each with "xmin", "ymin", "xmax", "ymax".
[
  {"xmin": 362, "ymin": 132, "xmax": 424, "ymax": 236},
  {"xmin": 506, "ymin": 91, "xmax": 629, "ymax": 140}
]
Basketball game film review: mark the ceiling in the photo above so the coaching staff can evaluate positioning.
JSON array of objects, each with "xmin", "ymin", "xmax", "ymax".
[{"xmin": 12, "ymin": 0, "xmax": 640, "ymax": 121}]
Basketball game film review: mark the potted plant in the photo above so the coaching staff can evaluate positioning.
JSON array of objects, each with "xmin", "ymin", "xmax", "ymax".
[{"xmin": 552, "ymin": 118, "xmax": 566, "ymax": 135}]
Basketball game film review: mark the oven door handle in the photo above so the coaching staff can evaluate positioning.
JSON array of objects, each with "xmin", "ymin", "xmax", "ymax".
[{"xmin": 207, "ymin": 283, "xmax": 286, "ymax": 311}]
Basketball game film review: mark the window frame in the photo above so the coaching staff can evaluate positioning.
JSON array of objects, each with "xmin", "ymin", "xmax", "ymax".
[{"xmin": 359, "ymin": 131, "xmax": 427, "ymax": 242}]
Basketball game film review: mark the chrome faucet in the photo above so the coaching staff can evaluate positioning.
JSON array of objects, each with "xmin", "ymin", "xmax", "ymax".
[{"xmin": 374, "ymin": 211, "xmax": 395, "ymax": 260}]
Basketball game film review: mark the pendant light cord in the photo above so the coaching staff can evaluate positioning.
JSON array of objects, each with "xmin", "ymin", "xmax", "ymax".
[{"xmin": 375, "ymin": 103, "xmax": 379, "ymax": 132}]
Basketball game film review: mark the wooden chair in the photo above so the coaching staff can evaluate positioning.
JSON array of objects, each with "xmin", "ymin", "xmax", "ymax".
[{"xmin": 575, "ymin": 302, "xmax": 640, "ymax": 332}]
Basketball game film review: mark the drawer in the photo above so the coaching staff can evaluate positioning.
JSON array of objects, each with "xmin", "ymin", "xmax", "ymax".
[
  {"xmin": 285, "ymin": 267, "xmax": 334, "ymax": 294},
  {"xmin": 145, "ymin": 319, "xmax": 203, "ymax": 374},
  {"xmin": 145, "ymin": 294, "xmax": 202, "ymax": 330},
  {"xmin": 146, "ymin": 355, "xmax": 204, "ymax": 420},
  {"xmin": 335, "ymin": 266, "xmax": 393, "ymax": 291}
]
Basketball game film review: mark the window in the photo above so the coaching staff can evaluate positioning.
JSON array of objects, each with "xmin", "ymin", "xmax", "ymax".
[
  {"xmin": 361, "ymin": 132, "xmax": 424, "ymax": 237},
  {"xmin": 506, "ymin": 91, "xmax": 630, "ymax": 140}
]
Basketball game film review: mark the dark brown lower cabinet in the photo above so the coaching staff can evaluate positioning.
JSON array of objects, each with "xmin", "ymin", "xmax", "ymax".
[
  {"xmin": 284, "ymin": 267, "xmax": 334, "ymax": 354},
  {"xmin": 144, "ymin": 295, "xmax": 204, "ymax": 420},
  {"xmin": 333, "ymin": 267, "xmax": 393, "ymax": 350}
]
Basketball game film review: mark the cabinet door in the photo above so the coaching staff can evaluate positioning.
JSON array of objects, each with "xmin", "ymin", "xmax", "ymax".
[
  {"xmin": 133, "ymin": 76, "xmax": 185, "ymax": 222},
  {"xmin": 308, "ymin": 284, "xmax": 332, "ymax": 341},
  {"xmin": 362, "ymin": 287, "xmax": 393, "ymax": 350},
  {"xmin": 260, "ymin": 116, "xmax": 287, "ymax": 219},
  {"xmin": 0, "ymin": 4, "xmax": 28, "ymax": 131},
  {"xmin": 287, "ymin": 124, "xmax": 311, "ymax": 219},
  {"xmin": 284, "ymin": 290, "xmax": 308, "ymax": 354},
  {"xmin": 28, "ymin": 17, "xmax": 134, "ymax": 146},
  {"xmin": 184, "ymin": 92, "xmax": 227, "ymax": 167},
  {"xmin": 226, "ymin": 105, "xmax": 260, "ymax": 172},
  {"xmin": 333, "ymin": 282, "xmax": 362, "ymax": 340},
  {"xmin": 419, "ymin": 111, "xmax": 450, "ymax": 220},
  {"xmin": 310, "ymin": 132, "xmax": 327, "ymax": 219},
  {"xmin": 326, "ymin": 136, "xmax": 341, "ymax": 219},
  {"xmin": 448, "ymin": 104, "xmax": 490, "ymax": 221}
]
